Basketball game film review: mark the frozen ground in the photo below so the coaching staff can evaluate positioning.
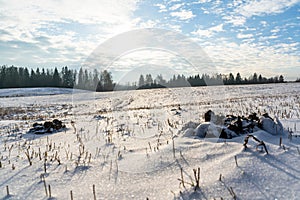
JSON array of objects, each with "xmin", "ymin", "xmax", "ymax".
[{"xmin": 0, "ymin": 83, "xmax": 300, "ymax": 199}]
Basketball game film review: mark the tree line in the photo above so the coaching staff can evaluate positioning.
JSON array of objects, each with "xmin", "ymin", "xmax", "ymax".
[
  {"xmin": 125, "ymin": 72, "xmax": 285, "ymax": 90},
  {"xmin": 0, "ymin": 65, "xmax": 289, "ymax": 91},
  {"xmin": 0, "ymin": 65, "xmax": 113, "ymax": 91}
]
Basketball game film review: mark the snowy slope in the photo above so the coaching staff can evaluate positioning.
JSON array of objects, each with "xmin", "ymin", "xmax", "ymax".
[{"xmin": 0, "ymin": 83, "xmax": 300, "ymax": 199}]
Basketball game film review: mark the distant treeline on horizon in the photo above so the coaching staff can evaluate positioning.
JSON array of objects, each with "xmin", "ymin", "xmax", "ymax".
[{"xmin": 0, "ymin": 65, "xmax": 296, "ymax": 91}]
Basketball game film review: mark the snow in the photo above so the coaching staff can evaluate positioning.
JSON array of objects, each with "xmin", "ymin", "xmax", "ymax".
[
  {"xmin": 0, "ymin": 87, "xmax": 81, "ymax": 98},
  {"xmin": 0, "ymin": 83, "xmax": 300, "ymax": 199}
]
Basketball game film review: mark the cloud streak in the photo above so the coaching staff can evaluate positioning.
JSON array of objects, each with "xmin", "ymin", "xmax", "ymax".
[
  {"xmin": 170, "ymin": 10, "xmax": 196, "ymax": 20},
  {"xmin": 235, "ymin": 0, "xmax": 300, "ymax": 18}
]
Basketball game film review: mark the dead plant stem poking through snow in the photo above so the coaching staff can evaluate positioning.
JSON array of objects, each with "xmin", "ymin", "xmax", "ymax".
[
  {"xmin": 172, "ymin": 136, "xmax": 176, "ymax": 159},
  {"xmin": 234, "ymin": 155, "xmax": 238, "ymax": 167},
  {"xmin": 178, "ymin": 167, "xmax": 202, "ymax": 192},
  {"xmin": 41, "ymin": 174, "xmax": 48, "ymax": 197},
  {"xmin": 44, "ymin": 161, "xmax": 47, "ymax": 174},
  {"xmin": 243, "ymin": 135, "xmax": 269, "ymax": 154},
  {"xmin": 48, "ymin": 184, "xmax": 52, "ymax": 198},
  {"xmin": 70, "ymin": 190, "xmax": 73, "ymax": 200},
  {"xmin": 219, "ymin": 174, "xmax": 237, "ymax": 200},
  {"xmin": 229, "ymin": 187, "xmax": 237, "ymax": 200},
  {"xmin": 193, "ymin": 167, "xmax": 200, "ymax": 191},
  {"xmin": 6, "ymin": 185, "xmax": 9, "ymax": 196},
  {"xmin": 279, "ymin": 137, "xmax": 282, "ymax": 147},
  {"xmin": 25, "ymin": 148, "xmax": 32, "ymax": 166},
  {"xmin": 180, "ymin": 167, "xmax": 186, "ymax": 189},
  {"xmin": 169, "ymin": 128, "xmax": 176, "ymax": 159},
  {"xmin": 93, "ymin": 184, "xmax": 96, "ymax": 200}
]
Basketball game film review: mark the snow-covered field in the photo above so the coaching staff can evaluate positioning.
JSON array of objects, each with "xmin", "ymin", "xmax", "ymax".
[
  {"xmin": 0, "ymin": 83, "xmax": 300, "ymax": 199},
  {"xmin": 0, "ymin": 87, "xmax": 79, "ymax": 98}
]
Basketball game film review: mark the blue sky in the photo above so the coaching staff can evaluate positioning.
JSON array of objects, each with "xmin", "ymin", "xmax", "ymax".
[{"xmin": 0, "ymin": 0, "xmax": 299, "ymax": 81}]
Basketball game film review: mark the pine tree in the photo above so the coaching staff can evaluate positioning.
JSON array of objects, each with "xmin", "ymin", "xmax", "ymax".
[
  {"xmin": 138, "ymin": 75, "xmax": 145, "ymax": 88},
  {"xmin": 236, "ymin": 73, "xmax": 242, "ymax": 84},
  {"xmin": 228, "ymin": 73, "xmax": 235, "ymax": 84},
  {"xmin": 92, "ymin": 69, "xmax": 99, "ymax": 90},
  {"xmin": 84, "ymin": 69, "xmax": 89, "ymax": 89},
  {"xmin": 253, "ymin": 73, "xmax": 258, "ymax": 83},
  {"xmin": 96, "ymin": 80, "xmax": 103, "ymax": 92},
  {"xmin": 258, "ymin": 74, "xmax": 263, "ymax": 83},
  {"xmin": 155, "ymin": 74, "xmax": 166, "ymax": 86},
  {"xmin": 52, "ymin": 67, "xmax": 61, "ymax": 87},
  {"xmin": 279, "ymin": 75, "xmax": 284, "ymax": 83},
  {"xmin": 77, "ymin": 67, "xmax": 84, "ymax": 89},
  {"xmin": 0, "ymin": 65, "xmax": 5, "ymax": 88},
  {"xmin": 30, "ymin": 69, "xmax": 36, "ymax": 87},
  {"xmin": 101, "ymin": 70, "xmax": 113, "ymax": 91},
  {"xmin": 145, "ymin": 74, "xmax": 153, "ymax": 86},
  {"xmin": 61, "ymin": 66, "xmax": 74, "ymax": 88},
  {"xmin": 45, "ymin": 69, "xmax": 52, "ymax": 87}
]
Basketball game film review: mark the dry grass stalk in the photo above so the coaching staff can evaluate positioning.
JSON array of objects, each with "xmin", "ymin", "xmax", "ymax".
[
  {"xmin": 41, "ymin": 174, "xmax": 48, "ymax": 197},
  {"xmin": 93, "ymin": 184, "xmax": 96, "ymax": 200},
  {"xmin": 48, "ymin": 184, "xmax": 51, "ymax": 198},
  {"xmin": 279, "ymin": 137, "xmax": 282, "ymax": 147},
  {"xmin": 25, "ymin": 148, "xmax": 32, "ymax": 166},
  {"xmin": 193, "ymin": 167, "xmax": 200, "ymax": 190},
  {"xmin": 180, "ymin": 167, "xmax": 186, "ymax": 189},
  {"xmin": 234, "ymin": 155, "xmax": 238, "ymax": 167},
  {"xmin": 229, "ymin": 187, "xmax": 237, "ymax": 200},
  {"xmin": 70, "ymin": 190, "xmax": 73, "ymax": 200},
  {"xmin": 6, "ymin": 185, "xmax": 9, "ymax": 196}
]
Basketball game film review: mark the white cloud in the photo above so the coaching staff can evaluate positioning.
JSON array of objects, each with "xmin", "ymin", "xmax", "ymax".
[
  {"xmin": 271, "ymin": 28, "xmax": 280, "ymax": 33},
  {"xmin": 170, "ymin": 10, "xmax": 196, "ymax": 20},
  {"xmin": 154, "ymin": 3, "xmax": 167, "ymax": 12},
  {"xmin": 169, "ymin": 3, "xmax": 184, "ymax": 11},
  {"xmin": 0, "ymin": 0, "xmax": 139, "ymax": 65},
  {"xmin": 192, "ymin": 24, "xmax": 224, "ymax": 38},
  {"xmin": 138, "ymin": 20, "xmax": 159, "ymax": 28},
  {"xmin": 260, "ymin": 21, "xmax": 268, "ymax": 27},
  {"xmin": 192, "ymin": 0, "xmax": 212, "ymax": 3},
  {"xmin": 237, "ymin": 33, "xmax": 253, "ymax": 39},
  {"xmin": 269, "ymin": 35, "xmax": 279, "ymax": 39},
  {"xmin": 192, "ymin": 29, "xmax": 213, "ymax": 38},
  {"xmin": 223, "ymin": 0, "xmax": 300, "ymax": 26},
  {"xmin": 0, "ymin": 0, "xmax": 138, "ymax": 27},
  {"xmin": 210, "ymin": 24, "xmax": 224, "ymax": 32},
  {"xmin": 235, "ymin": 0, "xmax": 300, "ymax": 18},
  {"xmin": 202, "ymin": 39, "xmax": 300, "ymax": 79},
  {"xmin": 223, "ymin": 15, "xmax": 246, "ymax": 26},
  {"xmin": 273, "ymin": 42, "xmax": 299, "ymax": 53},
  {"xmin": 258, "ymin": 34, "xmax": 280, "ymax": 42}
]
